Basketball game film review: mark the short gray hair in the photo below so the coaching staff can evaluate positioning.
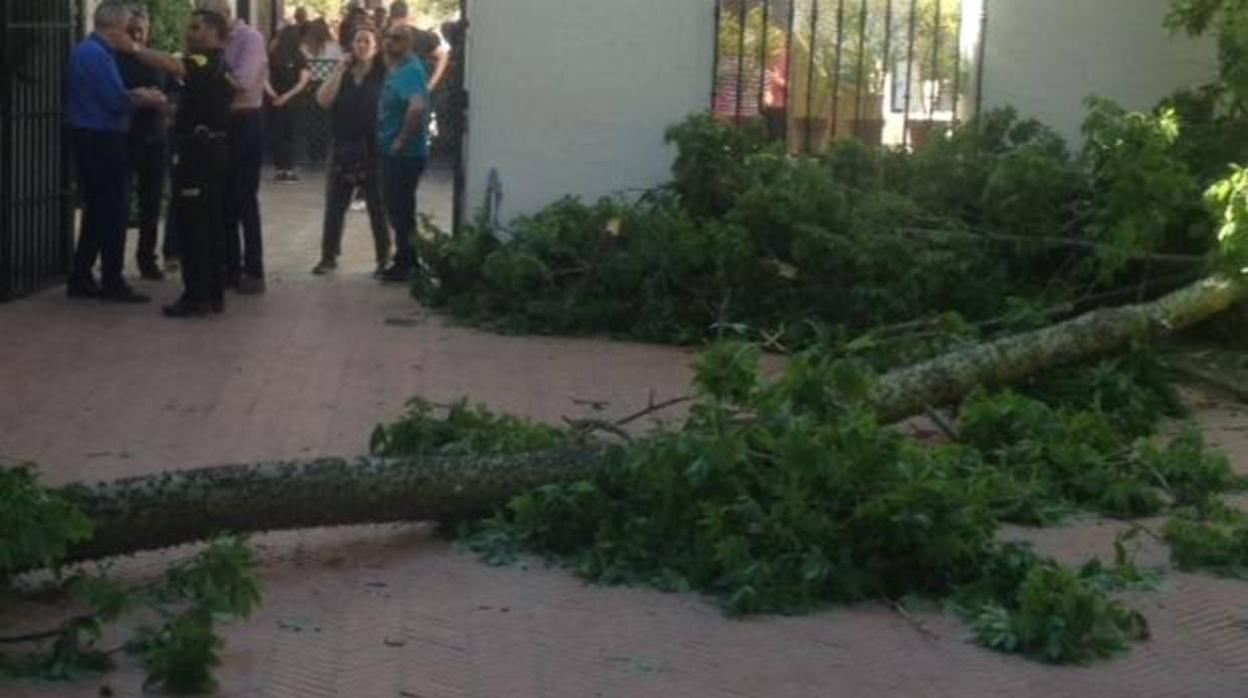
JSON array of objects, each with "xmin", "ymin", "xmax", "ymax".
[
  {"xmin": 93, "ymin": 1, "xmax": 133, "ymax": 30},
  {"xmin": 127, "ymin": 3, "xmax": 149, "ymax": 21}
]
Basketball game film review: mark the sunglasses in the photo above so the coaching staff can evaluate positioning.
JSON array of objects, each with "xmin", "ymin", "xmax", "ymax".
[{"xmin": 384, "ymin": 33, "xmax": 406, "ymax": 40}]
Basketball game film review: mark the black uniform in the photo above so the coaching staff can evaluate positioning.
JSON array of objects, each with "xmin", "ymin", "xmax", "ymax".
[{"xmin": 170, "ymin": 50, "xmax": 236, "ymax": 313}]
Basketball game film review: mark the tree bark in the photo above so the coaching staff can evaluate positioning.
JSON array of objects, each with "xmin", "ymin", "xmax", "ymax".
[
  {"xmin": 61, "ymin": 449, "xmax": 609, "ymax": 564},
  {"xmin": 871, "ymin": 275, "xmax": 1247, "ymax": 422},
  {"xmin": 53, "ymin": 275, "xmax": 1246, "ymax": 565}
]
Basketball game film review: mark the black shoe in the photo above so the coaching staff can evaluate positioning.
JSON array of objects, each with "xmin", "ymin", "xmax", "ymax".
[
  {"xmin": 162, "ymin": 300, "xmax": 209, "ymax": 318},
  {"xmin": 210, "ymin": 299, "xmax": 225, "ymax": 314},
  {"xmin": 373, "ymin": 265, "xmax": 387, "ymax": 280},
  {"xmin": 67, "ymin": 280, "xmax": 101, "ymax": 299},
  {"xmin": 99, "ymin": 286, "xmax": 150, "ymax": 304},
  {"xmin": 236, "ymin": 275, "xmax": 267, "ymax": 294},
  {"xmin": 379, "ymin": 265, "xmax": 413, "ymax": 283},
  {"xmin": 224, "ymin": 275, "xmax": 241, "ymax": 290},
  {"xmin": 312, "ymin": 259, "xmax": 337, "ymax": 275},
  {"xmin": 138, "ymin": 263, "xmax": 165, "ymax": 281}
]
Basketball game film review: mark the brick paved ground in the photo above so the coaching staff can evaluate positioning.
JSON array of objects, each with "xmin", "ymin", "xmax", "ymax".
[{"xmin": 2, "ymin": 169, "xmax": 1247, "ymax": 697}]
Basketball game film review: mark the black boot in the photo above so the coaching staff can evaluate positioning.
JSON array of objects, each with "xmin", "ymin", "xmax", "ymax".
[{"xmin": 162, "ymin": 299, "xmax": 209, "ymax": 318}]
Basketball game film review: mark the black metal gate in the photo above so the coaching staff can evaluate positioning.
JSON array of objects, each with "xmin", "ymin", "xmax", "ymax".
[
  {"xmin": 0, "ymin": 0, "xmax": 76, "ymax": 300},
  {"xmin": 712, "ymin": 0, "xmax": 986, "ymax": 154}
]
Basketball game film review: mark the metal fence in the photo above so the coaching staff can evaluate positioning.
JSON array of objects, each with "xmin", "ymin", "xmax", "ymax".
[
  {"xmin": 712, "ymin": 0, "xmax": 986, "ymax": 153},
  {"xmin": 0, "ymin": 0, "xmax": 76, "ymax": 300}
]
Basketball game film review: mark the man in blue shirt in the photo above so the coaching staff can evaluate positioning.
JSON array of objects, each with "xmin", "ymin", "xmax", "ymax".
[
  {"xmin": 66, "ymin": 2, "xmax": 165, "ymax": 302},
  {"xmin": 377, "ymin": 25, "xmax": 430, "ymax": 282}
]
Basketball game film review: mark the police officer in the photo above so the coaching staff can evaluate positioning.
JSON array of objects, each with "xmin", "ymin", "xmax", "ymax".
[{"xmin": 119, "ymin": 9, "xmax": 238, "ymax": 318}]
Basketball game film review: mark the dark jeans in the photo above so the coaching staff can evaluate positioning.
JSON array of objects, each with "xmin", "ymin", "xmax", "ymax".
[
  {"xmin": 323, "ymin": 155, "xmax": 389, "ymax": 267},
  {"xmin": 129, "ymin": 139, "xmax": 167, "ymax": 267},
  {"xmin": 174, "ymin": 137, "xmax": 228, "ymax": 305},
  {"xmin": 382, "ymin": 155, "xmax": 426, "ymax": 270},
  {"xmin": 71, "ymin": 128, "xmax": 130, "ymax": 290},
  {"xmin": 268, "ymin": 102, "xmax": 297, "ymax": 171},
  {"xmin": 224, "ymin": 109, "xmax": 265, "ymax": 280}
]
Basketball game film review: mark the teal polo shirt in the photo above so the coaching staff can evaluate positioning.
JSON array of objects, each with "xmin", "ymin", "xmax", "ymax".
[{"xmin": 377, "ymin": 57, "xmax": 430, "ymax": 160}]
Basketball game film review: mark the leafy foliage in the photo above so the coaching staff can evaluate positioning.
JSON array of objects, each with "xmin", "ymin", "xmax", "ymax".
[
  {"xmin": 419, "ymin": 110, "xmax": 1128, "ymax": 346},
  {"xmin": 370, "ymin": 397, "xmax": 576, "ymax": 457},
  {"xmin": 129, "ymin": 536, "xmax": 259, "ymax": 694},
  {"xmin": 0, "ymin": 463, "xmax": 261, "ymax": 694},
  {"xmin": 0, "ymin": 464, "xmax": 93, "ymax": 583},
  {"xmin": 434, "ymin": 344, "xmax": 1221, "ymax": 664},
  {"xmin": 965, "ymin": 550, "xmax": 1149, "ymax": 664},
  {"xmin": 1163, "ymin": 514, "xmax": 1248, "ymax": 577},
  {"xmin": 416, "ymin": 90, "xmax": 1237, "ymax": 348},
  {"xmin": 1205, "ymin": 164, "xmax": 1248, "ymax": 274}
]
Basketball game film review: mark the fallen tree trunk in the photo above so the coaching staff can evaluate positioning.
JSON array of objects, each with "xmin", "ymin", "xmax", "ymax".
[
  {"xmin": 56, "ymin": 275, "xmax": 1246, "ymax": 564},
  {"xmin": 872, "ymin": 275, "xmax": 1247, "ymax": 422},
  {"xmin": 62, "ymin": 449, "xmax": 610, "ymax": 564}
]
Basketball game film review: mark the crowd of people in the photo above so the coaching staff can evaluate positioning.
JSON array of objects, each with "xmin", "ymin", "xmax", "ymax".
[{"xmin": 65, "ymin": 0, "xmax": 446, "ymax": 318}]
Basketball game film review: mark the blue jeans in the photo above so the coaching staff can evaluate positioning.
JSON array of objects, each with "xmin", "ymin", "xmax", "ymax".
[
  {"xmin": 71, "ymin": 129, "xmax": 130, "ymax": 290},
  {"xmin": 382, "ymin": 155, "xmax": 426, "ymax": 270},
  {"xmin": 224, "ymin": 109, "xmax": 265, "ymax": 279}
]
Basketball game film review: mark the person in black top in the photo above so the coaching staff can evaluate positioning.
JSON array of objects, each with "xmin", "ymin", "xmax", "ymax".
[
  {"xmin": 265, "ymin": 25, "xmax": 311, "ymax": 182},
  {"xmin": 312, "ymin": 22, "xmax": 389, "ymax": 276},
  {"xmin": 116, "ymin": 6, "xmax": 171, "ymax": 281},
  {"xmin": 119, "ymin": 9, "xmax": 239, "ymax": 318}
]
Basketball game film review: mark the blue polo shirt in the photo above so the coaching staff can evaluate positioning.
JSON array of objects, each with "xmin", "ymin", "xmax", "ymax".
[
  {"xmin": 66, "ymin": 34, "xmax": 132, "ymax": 133},
  {"xmin": 377, "ymin": 57, "xmax": 430, "ymax": 160}
]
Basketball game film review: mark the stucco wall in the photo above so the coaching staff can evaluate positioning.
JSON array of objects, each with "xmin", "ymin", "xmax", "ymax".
[
  {"xmin": 462, "ymin": 0, "xmax": 714, "ymax": 225},
  {"xmin": 980, "ymin": 0, "xmax": 1217, "ymax": 144}
]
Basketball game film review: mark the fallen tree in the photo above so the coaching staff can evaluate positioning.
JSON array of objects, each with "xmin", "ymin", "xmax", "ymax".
[{"xmin": 54, "ymin": 273, "xmax": 1246, "ymax": 565}]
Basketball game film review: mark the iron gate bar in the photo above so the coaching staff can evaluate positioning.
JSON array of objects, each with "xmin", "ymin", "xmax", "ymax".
[
  {"xmin": 975, "ymin": 1, "xmax": 988, "ymax": 117},
  {"xmin": 735, "ymin": 0, "xmax": 748, "ymax": 122},
  {"xmin": 712, "ymin": 0, "xmax": 722, "ymax": 107},
  {"xmin": 951, "ymin": 0, "xmax": 963, "ymax": 123},
  {"xmin": 928, "ymin": 0, "xmax": 941, "ymax": 124},
  {"xmin": 902, "ymin": 0, "xmax": 917, "ymax": 147},
  {"xmin": 1, "ymin": 0, "xmax": 74, "ymax": 300},
  {"xmin": 783, "ymin": 0, "xmax": 797, "ymax": 147},
  {"xmin": 852, "ymin": 0, "xmax": 868, "ymax": 128},
  {"xmin": 1, "ymin": 0, "xmax": 11, "ymax": 297},
  {"xmin": 804, "ymin": 0, "xmax": 817, "ymax": 151},
  {"xmin": 830, "ymin": 0, "xmax": 845, "ymax": 141},
  {"xmin": 753, "ymin": 0, "xmax": 763, "ymax": 119}
]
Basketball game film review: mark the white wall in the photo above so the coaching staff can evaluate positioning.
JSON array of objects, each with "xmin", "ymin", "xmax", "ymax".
[
  {"xmin": 463, "ymin": 0, "xmax": 714, "ymax": 224},
  {"xmin": 981, "ymin": 0, "xmax": 1216, "ymax": 144}
]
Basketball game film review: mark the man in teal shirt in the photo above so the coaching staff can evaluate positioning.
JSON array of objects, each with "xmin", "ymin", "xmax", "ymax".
[{"xmin": 377, "ymin": 25, "xmax": 430, "ymax": 282}]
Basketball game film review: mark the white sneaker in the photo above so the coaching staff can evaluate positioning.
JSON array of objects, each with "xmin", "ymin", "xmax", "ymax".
[{"xmin": 350, "ymin": 199, "xmax": 366, "ymax": 212}]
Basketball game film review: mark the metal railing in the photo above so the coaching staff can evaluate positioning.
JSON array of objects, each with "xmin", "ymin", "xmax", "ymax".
[
  {"xmin": 1, "ymin": 0, "xmax": 76, "ymax": 300},
  {"xmin": 712, "ymin": 0, "xmax": 986, "ymax": 153}
]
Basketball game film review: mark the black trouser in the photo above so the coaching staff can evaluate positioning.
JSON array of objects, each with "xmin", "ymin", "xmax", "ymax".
[
  {"xmin": 382, "ymin": 155, "xmax": 426, "ymax": 270},
  {"xmin": 129, "ymin": 138, "xmax": 167, "ymax": 268},
  {"xmin": 71, "ymin": 128, "xmax": 130, "ymax": 291},
  {"xmin": 323, "ymin": 155, "xmax": 389, "ymax": 267},
  {"xmin": 174, "ymin": 136, "xmax": 228, "ymax": 307},
  {"xmin": 268, "ymin": 102, "xmax": 297, "ymax": 171},
  {"xmin": 162, "ymin": 145, "xmax": 181, "ymax": 261},
  {"xmin": 224, "ymin": 109, "xmax": 265, "ymax": 280}
]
